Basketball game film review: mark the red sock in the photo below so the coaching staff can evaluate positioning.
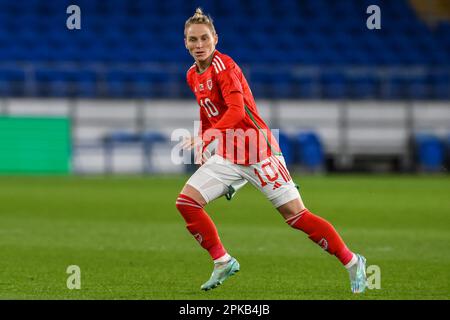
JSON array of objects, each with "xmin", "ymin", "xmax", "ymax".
[
  {"xmin": 175, "ymin": 194, "xmax": 227, "ymax": 260},
  {"xmin": 286, "ymin": 209, "xmax": 354, "ymax": 266}
]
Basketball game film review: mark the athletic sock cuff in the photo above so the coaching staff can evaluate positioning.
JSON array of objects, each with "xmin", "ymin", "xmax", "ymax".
[
  {"xmin": 178, "ymin": 194, "xmax": 203, "ymax": 207},
  {"xmin": 285, "ymin": 208, "xmax": 308, "ymax": 226},
  {"xmin": 344, "ymin": 253, "xmax": 358, "ymax": 269}
]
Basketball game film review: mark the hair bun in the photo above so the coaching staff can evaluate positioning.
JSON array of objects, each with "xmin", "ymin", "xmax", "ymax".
[
  {"xmin": 184, "ymin": 7, "xmax": 216, "ymax": 36},
  {"xmin": 194, "ymin": 7, "xmax": 204, "ymax": 19}
]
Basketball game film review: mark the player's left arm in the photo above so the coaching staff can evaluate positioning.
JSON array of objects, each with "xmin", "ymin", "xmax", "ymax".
[{"xmin": 213, "ymin": 66, "xmax": 246, "ymax": 131}]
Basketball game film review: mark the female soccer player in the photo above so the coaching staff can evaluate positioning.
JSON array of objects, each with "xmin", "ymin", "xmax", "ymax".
[{"xmin": 176, "ymin": 8, "xmax": 367, "ymax": 293}]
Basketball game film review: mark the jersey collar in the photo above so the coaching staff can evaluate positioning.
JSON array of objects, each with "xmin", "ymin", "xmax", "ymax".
[{"xmin": 195, "ymin": 50, "xmax": 219, "ymax": 74}]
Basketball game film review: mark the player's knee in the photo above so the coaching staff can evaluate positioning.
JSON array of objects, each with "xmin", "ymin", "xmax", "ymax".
[
  {"xmin": 180, "ymin": 184, "xmax": 207, "ymax": 207},
  {"xmin": 277, "ymin": 196, "xmax": 306, "ymax": 221},
  {"xmin": 175, "ymin": 193, "xmax": 205, "ymax": 213}
]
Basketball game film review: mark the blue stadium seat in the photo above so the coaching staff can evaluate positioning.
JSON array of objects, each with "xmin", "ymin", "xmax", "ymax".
[
  {"xmin": 0, "ymin": 68, "xmax": 25, "ymax": 96},
  {"xmin": 0, "ymin": 0, "xmax": 446, "ymax": 99},
  {"xmin": 291, "ymin": 74, "xmax": 317, "ymax": 99},
  {"xmin": 295, "ymin": 131, "xmax": 325, "ymax": 170},
  {"xmin": 429, "ymin": 73, "xmax": 450, "ymax": 100},
  {"xmin": 414, "ymin": 133, "xmax": 445, "ymax": 172},
  {"xmin": 276, "ymin": 131, "xmax": 294, "ymax": 165},
  {"xmin": 348, "ymin": 74, "xmax": 379, "ymax": 99},
  {"xmin": 105, "ymin": 131, "xmax": 141, "ymax": 144},
  {"xmin": 320, "ymin": 72, "xmax": 347, "ymax": 99},
  {"xmin": 34, "ymin": 69, "xmax": 96, "ymax": 97}
]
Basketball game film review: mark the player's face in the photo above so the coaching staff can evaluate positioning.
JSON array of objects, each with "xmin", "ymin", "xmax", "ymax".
[{"xmin": 185, "ymin": 24, "xmax": 218, "ymax": 63}]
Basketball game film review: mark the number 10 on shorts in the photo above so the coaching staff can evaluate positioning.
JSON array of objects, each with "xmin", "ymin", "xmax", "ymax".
[{"xmin": 254, "ymin": 157, "xmax": 291, "ymax": 187}]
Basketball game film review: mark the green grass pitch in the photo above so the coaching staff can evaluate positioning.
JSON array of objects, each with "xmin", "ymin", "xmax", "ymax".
[{"xmin": 0, "ymin": 174, "xmax": 449, "ymax": 300}]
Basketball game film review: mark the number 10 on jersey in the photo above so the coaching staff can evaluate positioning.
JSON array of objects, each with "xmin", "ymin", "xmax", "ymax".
[{"xmin": 200, "ymin": 98, "xmax": 219, "ymax": 117}]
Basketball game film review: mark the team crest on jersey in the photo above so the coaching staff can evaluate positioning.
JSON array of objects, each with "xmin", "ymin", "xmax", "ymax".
[
  {"xmin": 318, "ymin": 238, "xmax": 328, "ymax": 251},
  {"xmin": 193, "ymin": 233, "xmax": 203, "ymax": 244},
  {"xmin": 207, "ymin": 79, "xmax": 213, "ymax": 90}
]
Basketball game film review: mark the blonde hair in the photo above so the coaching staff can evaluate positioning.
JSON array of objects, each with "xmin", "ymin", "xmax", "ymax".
[{"xmin": 184, "ymin": 8, "xmax": 216, "ymax": 37}]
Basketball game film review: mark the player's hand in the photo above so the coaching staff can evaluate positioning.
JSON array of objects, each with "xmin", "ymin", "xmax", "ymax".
[
  {"xmin": 199, "ymin": 139, "xmax": 218, "ymax": 165},
  {"xmin": 182, "ymin": 136, "xmax": 206, "ymax": 165},
  {"xmin": 181, "ymin": 136, "xmax": 198, "ymax": 150},
  {"xmin": 201, "ymin": 148, "xmax": 212, "ymax": 165}
]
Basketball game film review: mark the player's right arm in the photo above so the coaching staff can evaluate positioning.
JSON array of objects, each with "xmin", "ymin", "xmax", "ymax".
[
  {"xmin": 182, "ymin": 68, "xmax": 198, "ymax": 150},
  {"xmin": 183, "ymin": 68, "xmax": 214, "ymax": 164}
]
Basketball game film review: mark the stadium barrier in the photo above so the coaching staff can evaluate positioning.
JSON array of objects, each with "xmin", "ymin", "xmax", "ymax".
[
  {"xmin": 0, "ymin": 98, "xmax": 449, "ymax": 174},
  {"xmin": 103, "ymin": 130, "xmax": 167, "ymax": 174},
  {"xmin": 447, "ymin": 135, "xmax": 450, "ymax": 170}
]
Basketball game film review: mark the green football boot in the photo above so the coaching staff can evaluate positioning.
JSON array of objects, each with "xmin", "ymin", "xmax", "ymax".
[
  {"xmin": 348, "ymin": 254, "xmax": 367, "ymax": 293},
  {"xmin": 201, "ymin": 257, "xmax": 240, "ymax": 291}
]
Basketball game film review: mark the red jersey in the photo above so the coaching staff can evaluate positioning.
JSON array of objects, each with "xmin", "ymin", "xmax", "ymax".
[{"xmin": 186, "ymin": 50, "xmax": 281, "ymax": 165}]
